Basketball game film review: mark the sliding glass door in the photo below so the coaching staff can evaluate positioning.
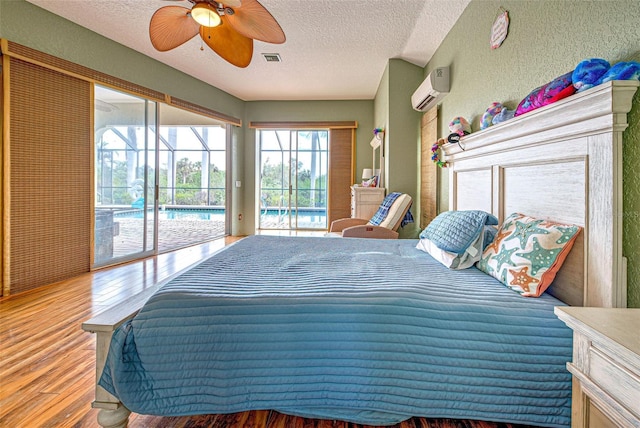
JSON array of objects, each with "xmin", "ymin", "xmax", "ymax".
[
  {"xmin": 258, "ymin": 130, "xmax": 328, "ymax": 230},
  {"xmin": 156, "ymin": 104, "xmax": 228, "ymax": 252},
  {"xmin": 94, "ymin": 86, "xmax": 157, "ymax": 266},
  {"xmin": 94, "ymin": 86, "xmax": 228, "ymax": 268}
]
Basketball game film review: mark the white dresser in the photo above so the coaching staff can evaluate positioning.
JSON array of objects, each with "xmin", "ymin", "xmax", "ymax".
[
  {"xmin": 350, "ymin": 186, "xmax": 385, "ymax": 219},
  {"xmin": 555, "ymin": 307, "xmax": 640, "ymax": 428}
]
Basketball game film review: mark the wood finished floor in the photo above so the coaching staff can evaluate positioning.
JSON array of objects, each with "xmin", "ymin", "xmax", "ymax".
[{"xmin": 0, "ymin": 237, "xmax": 535, "ymax": 428}]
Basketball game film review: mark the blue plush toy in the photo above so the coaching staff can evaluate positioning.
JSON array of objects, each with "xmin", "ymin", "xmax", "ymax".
[
  {"xmin": 572, "ymin": 58, "xmax": 610, "ymax": 93},
  {"xmin": 492, "ymin": 107, "xmax": 516, "ymax": 125},
  {"xmin": 573, "ymin": 58, "xmax": 640, "ymax": 93},
  {"xmin": 599, "ymin": 61, "xmax": 640, "ymax": 84}
]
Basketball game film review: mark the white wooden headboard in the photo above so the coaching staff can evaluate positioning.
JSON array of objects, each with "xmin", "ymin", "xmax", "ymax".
[{"xmin": 443, "ymin": 80, "xmax": 639, "ymax": 308}]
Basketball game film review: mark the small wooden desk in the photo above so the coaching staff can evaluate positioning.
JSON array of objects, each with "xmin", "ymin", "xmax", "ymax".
[{"xmin": 555, "ymin": 307, "xmax": 640, "ymax": 427}]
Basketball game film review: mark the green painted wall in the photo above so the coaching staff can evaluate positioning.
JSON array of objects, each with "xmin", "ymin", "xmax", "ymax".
[
  {"xmin": 374, "ymin": 64, "xmax": 390, "ymax": 141},
  {"xmin": 424, "ymin": 0, "xmax": 640, "ymax": 307},
  {"xmin": 242, "ymin": 100, "xmax": 374, "ymax": 236},
  {"xmin": 376, "ymin": 59, "xmax": 423, "ymax": 238}
]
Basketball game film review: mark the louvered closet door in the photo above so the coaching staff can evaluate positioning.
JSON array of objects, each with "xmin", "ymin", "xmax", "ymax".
[{"xmin": 7, "ymin": 58, "xmax": 91, "ymax": 295}]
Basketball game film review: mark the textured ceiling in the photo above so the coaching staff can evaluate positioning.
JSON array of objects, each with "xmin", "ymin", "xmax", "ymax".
[{"xmin": 25, "ymin": 0, "xmax": 470, "ymax": 101}]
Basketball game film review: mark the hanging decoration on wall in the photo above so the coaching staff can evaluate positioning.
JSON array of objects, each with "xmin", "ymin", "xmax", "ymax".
[
  {"xmin": 431, "ymin": 138, "xmax": 448, "ymax": 168},
  {"xmin": 490, "ymin": 8, "xmax": 509, "ymax": 50}
]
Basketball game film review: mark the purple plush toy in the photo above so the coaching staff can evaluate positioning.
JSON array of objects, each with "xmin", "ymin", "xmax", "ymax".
[{"xmin": 515, "ymin": 71, "xmax": 575, "ymax": 117}]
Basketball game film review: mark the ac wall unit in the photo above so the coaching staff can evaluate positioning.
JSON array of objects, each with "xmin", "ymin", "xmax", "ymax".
[{"xmin": 411, "ymin": 66, "xmax": 450, "ymax": 112}]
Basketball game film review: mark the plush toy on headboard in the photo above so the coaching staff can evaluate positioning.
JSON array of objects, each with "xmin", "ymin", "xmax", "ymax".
[
  {"xmin": 511, "ymin": 58, "xmax": 640, "ymax": 119},
  {"xmin": 515, "ymin": 71, "xmax": 575, "ymax": 117},
  {"xmin": 492, "ymin": 107, "xmax": 516, "ymax": 125},
  {"xmin": 573, "ymin": 58, "xmax": 640, "ymax": 93},
  {"xmin": 480, "ymin": 102, "xmax": 504, "ymax": 130},
  {"xmin": 448, "ymin": 117, "xmax": 471, "ymax": 136},
  {"xmin": 447, "ymin": 117, "xmax": 471, "ymax": 145},
  {"xmin": 599, "ymin": 61, "xmax": 640, "ymax": 84},
  {"xmin": 572, "ymin": 58, "xmax": 610, "ymax": 93}
]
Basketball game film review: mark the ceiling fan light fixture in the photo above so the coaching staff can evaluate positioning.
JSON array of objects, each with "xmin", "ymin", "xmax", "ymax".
[{"xmin": 191, "ymin": 3, "xmax": 221, "ymax": 27}]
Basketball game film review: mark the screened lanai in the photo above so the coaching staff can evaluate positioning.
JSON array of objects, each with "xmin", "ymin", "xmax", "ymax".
[{"xmin": 94, "ymin": 86, "xmax": 229, "ymax": 267}]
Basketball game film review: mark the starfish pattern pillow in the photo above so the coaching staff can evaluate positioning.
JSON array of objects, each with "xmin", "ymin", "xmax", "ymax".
[{"xmin": 476, "ymin": 213, "xmax": 581, "ymax": 297}]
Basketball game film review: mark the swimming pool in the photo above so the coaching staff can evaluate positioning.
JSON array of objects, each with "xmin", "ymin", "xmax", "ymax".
[
  {"xmin": 114, "ymin": 207, "xmax": 327, "ymax": 228},
  {"xmin": 114, "ymin": 208, "xmax": 225, "ymax": 221},
  {"xmin": 259, "ymin": 208, "xmax": 326, "ymax": 229}
]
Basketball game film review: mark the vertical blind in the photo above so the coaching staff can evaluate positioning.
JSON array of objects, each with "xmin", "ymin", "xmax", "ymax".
[
  {"xmin": 7, "ymin": 58, "xmax": 91, "ymax": 295},
  {"xmin": 328, "ymin": 128, "xmax": 354, "ymax": 225},
  {"xmin": 420, "ymin": 107, "xmax": 438, "ymax": 229},
  {"xmin": 1, "ymin": 39, "xmax": 243, "ymax": 296}
]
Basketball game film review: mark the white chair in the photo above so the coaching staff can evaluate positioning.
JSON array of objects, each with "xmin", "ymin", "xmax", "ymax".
[{"xmin": 328, "ymin": 193, "xmax": 413, "ymax": 239}]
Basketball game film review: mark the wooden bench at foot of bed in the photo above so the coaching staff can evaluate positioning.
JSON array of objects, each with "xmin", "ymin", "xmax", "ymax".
[{"xmin": 82, "ymin": 286, "xmax": 160, "ymax": 428}]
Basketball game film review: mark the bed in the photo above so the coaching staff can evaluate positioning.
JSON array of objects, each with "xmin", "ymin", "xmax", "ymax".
[{"xmin": 83, "ymin": 80, "xmax": 639, "ymax": 428}]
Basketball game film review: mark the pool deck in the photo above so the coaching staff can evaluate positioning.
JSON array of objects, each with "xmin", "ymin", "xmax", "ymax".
[
  {"xmin": 113, "ymin": 218, "xmax": 226, "ymax": 257},
  {"xmin": 110, "ymin": 217, "xmax": 327, "ymax": 260}
]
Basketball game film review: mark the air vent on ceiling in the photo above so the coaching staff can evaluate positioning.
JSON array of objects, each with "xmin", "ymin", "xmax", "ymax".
[{"xmin": 262, "ymin": 53, "xmax": 282, "ymax": 63}]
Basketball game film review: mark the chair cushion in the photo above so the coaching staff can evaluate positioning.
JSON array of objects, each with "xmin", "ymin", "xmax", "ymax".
[{"xmin": 368, "ymin": 193, "xmax": 412, "ymax": 230}]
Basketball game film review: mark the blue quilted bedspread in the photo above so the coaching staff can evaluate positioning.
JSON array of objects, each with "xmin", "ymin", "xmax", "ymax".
[{"xmin": 99, "ymin": 235, "xmax": 572, "ymax": 427}]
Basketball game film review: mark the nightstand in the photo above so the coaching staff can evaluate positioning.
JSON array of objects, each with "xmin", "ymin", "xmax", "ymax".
[
  {"xmin": 350, "ymin": 186, "xmax": 385, "ymax": 219},
  {"xmin": 555, "ymin": 307, "xmax": 640, "ymax": 428}
]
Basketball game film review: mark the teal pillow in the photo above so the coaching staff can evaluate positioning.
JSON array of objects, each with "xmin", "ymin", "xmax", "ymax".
[{"xmin": 420, "ymin": 210, "xmax": 499, "ymax": 255}]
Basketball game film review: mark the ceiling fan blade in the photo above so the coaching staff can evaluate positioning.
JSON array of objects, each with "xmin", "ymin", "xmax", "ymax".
[
  {"xmin": 149, "ymin": 6, "xmax": 200, "ymax": 51},
  {"xmin": 225, "ymin": 0, "xmax": 285, "ymax": 44},
  {"xmin": 200, "ymin": 16, "xmax": 254, "ymax": 68},
  {"xmin": 218, "ymin": 0, "xmax": 242, "ymax": 6}
]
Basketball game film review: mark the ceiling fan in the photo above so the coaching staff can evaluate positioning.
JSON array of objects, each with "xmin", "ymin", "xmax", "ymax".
[{"xmin": 149, "ymin": 0, "xmax": 285, "ymax": 68}]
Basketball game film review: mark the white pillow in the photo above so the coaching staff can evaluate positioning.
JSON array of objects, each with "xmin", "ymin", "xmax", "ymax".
[{"xmin": 416, "ymin": 232, "xmax": 484, "ymax": 270}]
